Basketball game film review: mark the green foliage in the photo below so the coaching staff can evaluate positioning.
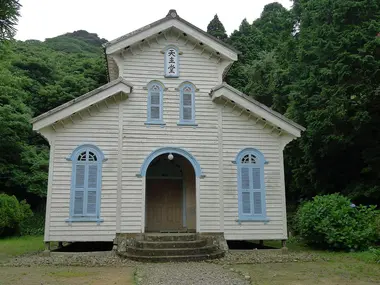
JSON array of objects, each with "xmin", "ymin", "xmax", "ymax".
[
  {"xmin": 369, "ymin": 247, "xmax": 380, "ymax": 263},
  {"xmin": 0, "ymin": 194, "xmax": 32, "ymax": 235},
  {"xmin": 375, "ymin": 213, "xmax": 380, "ymax": 241},
  {"xmin": 206, "ymin": 0, "xmax": 380, "ymax": 206},
  {"xmin": 0, "ymin": 30, "xmax": 107, "ymax": 207},
  {"xmin": 296, "ymin": 194, "xmax": 378, "ymax": 250},
  {"xmin": 0, "ymin": 0, "xmax": 21, "ymax": 40},
  {"xmin": 206, "ymin": 14, "xmax": 228, "ymax": 41},
  {"xmin": 19, "ymin": 208, "xmax": 45, "ymax": 236},
  {"xmin": 45, "ymin": 30, "xmax": 107, "ymax": 53},
  {"xmin": 284, "ymin": 0, "xmax": 380, "ymax": 205}
]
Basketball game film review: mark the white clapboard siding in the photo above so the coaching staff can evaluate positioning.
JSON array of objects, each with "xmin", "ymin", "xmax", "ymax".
[
  {"xmin": 221, "ymin": 105, "xmax": 287, "ymax": 240},
  {"xmin": 46, "ymin": 102, "xmax": 120, "ymax": 242},
  {"xmin": 120, "ymin": 34, "xmax": 222, "ymax": 233},
  {"xmin": 45, "ymin": 32, "xmax": 289, "ymax": 242}
]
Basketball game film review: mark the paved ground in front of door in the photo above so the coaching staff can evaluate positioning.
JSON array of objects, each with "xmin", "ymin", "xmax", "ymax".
[{"xmin": 135, "ymin": 262, "xmax": 250, "ymax": 285}]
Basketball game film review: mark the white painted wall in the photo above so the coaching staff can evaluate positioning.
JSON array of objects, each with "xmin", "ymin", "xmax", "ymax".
[
  {"xmin": 42, "ymin": 101, "xmax": 120, "ymax": 242},
  {"xmin": 221, "ymin": 103, "xmax": 290, "ymax": 240},
  {"xmin": 119, "ymin": 33, "xmax": 222, "ymax": 233},
  {"xmin": 42, "ymin": 33, "xmax": 292, "ymax": 242}
]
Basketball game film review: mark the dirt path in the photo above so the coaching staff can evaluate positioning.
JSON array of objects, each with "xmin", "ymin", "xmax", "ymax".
[
  {"xmin": 0, "ymin": 266, "xmax": 135, "ymax": 285},
  {"xmin": 136, "ymin": 262, "xmax": 250, "ymax": 285}
]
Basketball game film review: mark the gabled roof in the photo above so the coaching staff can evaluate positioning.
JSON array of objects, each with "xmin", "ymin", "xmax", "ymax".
[
  {"xmin": 210, "ymin": 83, "xmax": 305, "ymax": 137},
  {"xmin": 32, "ymin": 78, "xmax": 133, "ymax": 131},
  {"xmin": 103, "ymin": 9, "xmax": 240, "ymax": 61}
]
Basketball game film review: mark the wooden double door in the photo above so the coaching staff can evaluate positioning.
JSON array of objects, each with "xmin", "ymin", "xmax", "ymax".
[{"xmin": 146, "ymin": 179, "xmax": 183, "ymax": 232}]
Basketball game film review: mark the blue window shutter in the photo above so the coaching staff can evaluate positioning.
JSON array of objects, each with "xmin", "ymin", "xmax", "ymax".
[
  {"xmin": 242, "ymin": 192, "xmax": 252, "ymax": 214},
  {"xmin": 150, "ymin": 92, "xmax": 160, "ymax": 105},
  {"xmin": 253, "ymin": 192, "xmax": 262, "ymax": 215},
  {"xmin": 237, "ymin": 149, "xmax": 267, "ymax": 221},
  {"xmin": 88, "ymin": 165, "xmax": 98, "ymax": 188},
  {"xmin": 73, "ymin": 164, "xmax": 85, "ymax": 215},
  {"xmin": 75, "ymin": 164, "xmax": 85, "ymax": 188},
  {"xmin": 150, "ymin": 92, "xmax": 161, "ymax": 120},
  {"xmin": 182, "ymin": 93, "xmax": 193, "ymax": 121},
  {"xmin": 86, "ymin": 165, "xmax": 98, "ymax": 215},
  {"xmin": 179, "ymin": 84, "xmax": 196, "ymax": 123},
  {"xmin": 241, "ymin": 167, "xmax": 250, "ymax": 189},
  {"xmin": 87, "ymin": 191, "xmax": 97, "ymax": 215},
  {"xmin": 69, "ymin": 145, "xmax": 104, "ymax": 221},
  {"xmin": 74, "ymin": 190, "xmax": 84, "ymax": 215},
  {"xmin": 252, "ymin": 168, "xmax": 261, "ymax": 189}
]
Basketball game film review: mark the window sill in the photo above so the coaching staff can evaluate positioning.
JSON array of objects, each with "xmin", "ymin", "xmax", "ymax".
[
  {"xmin": 177, "ymin": 122, "xmax": 198, "ymax": 127},
  {"xmin": 66, "ymin": 217, "xmax": 104, "ymax": 225},
  {"xmin": 145, "ymin": 121, "xmax": 166, "ymax": 127},
  {"xmin": 236, "ymin": 217, "xmax": 270, "ymax": 224}
]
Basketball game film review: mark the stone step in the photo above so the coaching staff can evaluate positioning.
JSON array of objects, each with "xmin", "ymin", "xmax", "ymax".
[
  {"xmin": 144, "ymin": 233, "xmax": 197, "ymax": 242},
  {"xmin": 118, "ymin": 250, "xmax": 225, "ymax": 262},
  {"xmin": 127, "ymin": 245, "xmax": 217, "ymax": 257},
  {"xmin": 135, "ymin": 239, "xmax": 207, "ymax": 249}
]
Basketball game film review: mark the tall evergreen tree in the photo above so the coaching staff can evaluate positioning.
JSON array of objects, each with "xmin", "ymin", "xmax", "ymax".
[
  {"xmin": 207, "ymin": 14, "xmax": 228, "ymax": 41},
  {"xmin": 0, "ymin": 0, "xmax": 21, "ymax": 40},
  {"xmin": 226, "ymin": 19, "xmax": 265, "ymax": 91},
  {"xmin": 284, "ymin": 0, "xmax": 380, "ymax": 205}
]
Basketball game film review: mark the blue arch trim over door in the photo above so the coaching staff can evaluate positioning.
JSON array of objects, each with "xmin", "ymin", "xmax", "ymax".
[{"xmin": 139, "ymin": 147, "xmax": 203, "ymax": 177}]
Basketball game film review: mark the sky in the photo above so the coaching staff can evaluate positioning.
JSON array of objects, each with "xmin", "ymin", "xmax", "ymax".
[{"xmin": 15, "ymin": 0, "xmax": 292, "ymax": 42}]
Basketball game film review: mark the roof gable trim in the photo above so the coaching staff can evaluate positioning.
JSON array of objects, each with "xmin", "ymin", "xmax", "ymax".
[
  {"xmin": 32, "ymin": 78, "xmax": 132, "ymax": 131},
  {"xmin": 104, "ymin": 10, "xmax": 239, "ymax": 61},
  {"xmin": 210, "ymin": 83, "xmax": 305, "ymax": 137}
]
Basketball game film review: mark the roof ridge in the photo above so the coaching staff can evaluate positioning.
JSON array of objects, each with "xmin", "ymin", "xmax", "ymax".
[{"xmin": 103, "ymin": 9, "xmax": 240, "ymax": 55}]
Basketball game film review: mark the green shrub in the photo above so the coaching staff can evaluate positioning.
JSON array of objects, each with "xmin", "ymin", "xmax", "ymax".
[
  {"xmin": 296, "ymin": 193, "xmax": 378, "ymax": 250},
  {"xmin": 375, "ymin": 213, "xmax": 380, "ymax": 242},
  {"xmin": 19, "ymin": 209, "xmax": 45, "ymax": 236},
  {"xmin": 369, "ymin": 247, "xmax": 380, "ymax": 263},
  {"xmin": 0, "ymin": 194, "xmax": 33, "ymax": 236}
]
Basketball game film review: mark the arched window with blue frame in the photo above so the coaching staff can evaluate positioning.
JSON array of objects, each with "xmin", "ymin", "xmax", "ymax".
[
  {"xmin": 178, "ymin": 82, "xmax": 196, "ymax": 125},
  {"xmin": 236, "ymin": 148, "xmax": 268, "ymax": 221},
  {"xmin": 146, "ymin": 81, "xmax": 164, "ymax": 125},
  {"xmin": 67, "ymin": 144, "xmax": 105, "ymax": 223}
]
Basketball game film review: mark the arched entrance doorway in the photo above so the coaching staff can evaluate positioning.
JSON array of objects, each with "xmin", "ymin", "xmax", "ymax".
[{"xmin": 140, "ymin": 147, "xmax": 201, "ymax": 233}]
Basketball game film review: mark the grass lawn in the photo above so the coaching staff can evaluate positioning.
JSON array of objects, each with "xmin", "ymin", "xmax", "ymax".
[
  {"xmin": 0, "ymin": 235, "xmax": 379, "ymax": 285},
  {"xmin": 0, "ymin": 266, "xmax": 135, "ymax": 285},
  {"xmin": 0, "ymin": 236, "xmax": 135, "ymax": 285},
  {"xmin": 0, "ymin": 235, "xmax": 44, "ymax": 262},
  {"xmin": 234, "ymin": 240, "xmax": 380, "ymax": 285}
]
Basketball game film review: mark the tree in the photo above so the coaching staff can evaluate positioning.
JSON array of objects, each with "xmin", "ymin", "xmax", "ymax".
[
  {"xmin": 0, "ymin": 30, "xmax": 107, "ymax": 207},
  {"xmin": 0, "ymin": 0, "xmax": 21, "ymax": 40},
  {"xmin": 284, "ymin": 0, "xmax": 380, "ymax": 205},
  {"xmin": 227, "ymin": 3, "xmax": 295, "ymax": 111},
  {"xmin": 207, "ymin": 14, "xmax": 228, "ymax": 41}
]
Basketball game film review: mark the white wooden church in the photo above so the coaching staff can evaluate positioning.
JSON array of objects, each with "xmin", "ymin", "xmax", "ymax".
[{"xmin": 32, "ymin": 9, "xmax": 304, "ymax": 260}]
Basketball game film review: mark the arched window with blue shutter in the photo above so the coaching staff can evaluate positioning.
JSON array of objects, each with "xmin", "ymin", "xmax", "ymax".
[
  {"xmin": 178, "ymin": 82, "xmax": 196, "ymax": 125},
  {"xmin": 66, "ymin": 144, "xmax": 105, "ymax": 223},
  {"xmin": 236, "ymin": 148, "xmax": 268, "ymax": 222},
  {"xmin": 146, "ymin": 81, "xmax": 164, "ymax": 125}
]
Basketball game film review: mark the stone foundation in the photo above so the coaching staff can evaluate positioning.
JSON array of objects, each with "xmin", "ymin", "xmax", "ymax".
[{"xmin": 114, "ymin": 232, "xmax": 227, "ymax": 262}]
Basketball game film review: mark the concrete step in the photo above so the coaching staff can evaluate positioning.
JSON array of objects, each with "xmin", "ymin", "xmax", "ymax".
[
  {"xmin": 135, "ymin": 239, "xmax": 207, "ymax": 249},
  {"xmin": 118, "ymin": 250, "xmax": 225, "ymax": 262},
  {"xmin": 127, "ymin": 245, "xmax": 217, "ymax": 256},
  {"xmin": 144, "ymin": 233, "xmax": 197, "ymax": 242}
]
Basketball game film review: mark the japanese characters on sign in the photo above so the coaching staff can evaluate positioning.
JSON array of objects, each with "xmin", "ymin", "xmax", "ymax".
[{"xmin": 165, "ymin": 46, "xmax": 179, "ymax": 77}]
